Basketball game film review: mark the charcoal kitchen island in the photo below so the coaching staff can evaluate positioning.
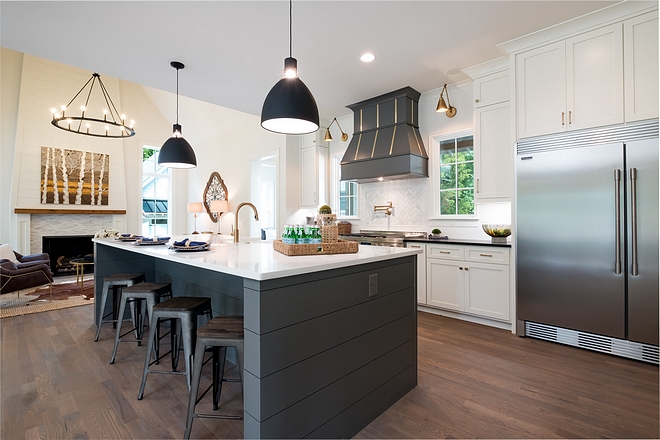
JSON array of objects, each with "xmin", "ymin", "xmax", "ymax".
[{"xmin": 93, "ymin": 238, "xmax": 420, "ymax": 439}]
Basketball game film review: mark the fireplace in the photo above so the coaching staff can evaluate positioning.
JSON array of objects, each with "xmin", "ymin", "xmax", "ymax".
[{"xmin": 42, "ymin": 235, "xmax": 94, "ymax": 276}]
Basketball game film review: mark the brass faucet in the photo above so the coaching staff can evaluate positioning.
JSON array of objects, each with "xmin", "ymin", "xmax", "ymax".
[{"xmin": 234, "ymin": 202, "xmax": 259, "ymax": 242}]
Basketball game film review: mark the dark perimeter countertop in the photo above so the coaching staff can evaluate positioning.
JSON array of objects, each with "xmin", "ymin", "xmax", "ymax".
[{"xmin": 403, "ymin": 237, "xmax": 512, "ymax": 247}]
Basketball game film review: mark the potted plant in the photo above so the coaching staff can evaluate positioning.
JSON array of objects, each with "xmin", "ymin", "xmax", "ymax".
[{"xmin": 431, "ymin": 228, "xmax": 442, "ymax": 238}]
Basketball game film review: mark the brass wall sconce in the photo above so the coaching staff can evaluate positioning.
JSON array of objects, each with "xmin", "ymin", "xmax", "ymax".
[
  {"xmin": 324, "ymin": 117, "xmax": 349, "ymax": 142},
  {"xmin": 436, "ymin": 84, "xmax": 457, "ymax": 118}
]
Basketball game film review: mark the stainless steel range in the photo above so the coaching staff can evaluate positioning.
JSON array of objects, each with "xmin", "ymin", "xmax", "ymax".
[{"xmin": 339, "ymin": 231, "xmax": 425, "ymax": 247}]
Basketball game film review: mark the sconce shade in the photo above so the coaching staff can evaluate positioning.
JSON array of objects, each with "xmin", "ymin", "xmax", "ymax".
[
  {"xmin": 261, "ymin": 70, "xmax": 319, "ymax": 134},
  {"xmin": 187, "ymin": 202, "xmax": 203, "ymax": 213},
  {"xmin": 435, "ymin": 84, "xmax": 457, "ymax": 118},
  {"xmin": 210, "ymin": 199, "xmax": 229, "ymax": 214},
  {"xmin": 159, "ymin": 124, "xmax": 197, "ymax": 168},
  {"xmin": 324, "ymin": 127, "xmax": 333, "ymax": 142},
  {"xmin": 436, "ymin": 96, "xmax": 449, "ymax": 113}
]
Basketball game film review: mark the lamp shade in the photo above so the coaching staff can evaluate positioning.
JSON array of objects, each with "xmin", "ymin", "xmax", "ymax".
[
  {"xmin": 210, "ymin": 199, "xmax": 229, "ymax": 213},
  {"xmin": 261, "ymin": 74, "xmax": 320, "ymax": 135},
  {"xmin": 158, "ymin": 124, "xmax": 197, "ymax": 168},
  {"xmin": 187, "ymin": 202, "xmax": 203, "ymax": 213}
]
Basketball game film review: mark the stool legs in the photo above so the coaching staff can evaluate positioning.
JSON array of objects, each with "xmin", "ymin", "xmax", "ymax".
[
  {"xmin": 110, "ymin": 294, "xmax": 158, "ymax": 364},
  {"xmin": 184, "ymin": 338, "xmax": 209, "ymax": 440},
  {"xmin": 137, "ymin": 310, "xmax": 160, "ymax": 401},
  {"xmin": 94, "ymin": 281, "xmax": 113, "ymax": 342}
]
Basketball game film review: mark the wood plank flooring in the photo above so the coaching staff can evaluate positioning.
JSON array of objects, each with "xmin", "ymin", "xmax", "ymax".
[{"xmin": 1, "ymin": 307, "xmax": 657, "ymax": 439}]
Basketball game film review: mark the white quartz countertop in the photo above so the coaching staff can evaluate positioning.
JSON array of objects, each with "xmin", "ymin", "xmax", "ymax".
[{"xmin": 94, "ymin": 237, "xmax": 421, "ymax": 281}]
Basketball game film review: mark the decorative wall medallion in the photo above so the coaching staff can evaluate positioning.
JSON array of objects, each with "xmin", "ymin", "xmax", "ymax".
[
  {"xmin": 40, "ymin": 146, "xmax": 110, "ymax": 205},
  {"xmin": 203, "ymin": 171, "xmax": 228, "ymax": 223}
]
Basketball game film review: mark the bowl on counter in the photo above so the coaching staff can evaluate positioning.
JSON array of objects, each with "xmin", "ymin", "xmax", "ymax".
[{"xmin": 482, "ymin": 224, "xmax": 512, "ymax": 243}]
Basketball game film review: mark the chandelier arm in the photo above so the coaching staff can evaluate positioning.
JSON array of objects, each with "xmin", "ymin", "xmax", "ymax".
[
  {"xmin": 63, "ymin": 74, "xmax": 95, "ymax": 109},
  {"xmin": 97, "ymin": 76, "xmax": 121, "ymax": 123}
]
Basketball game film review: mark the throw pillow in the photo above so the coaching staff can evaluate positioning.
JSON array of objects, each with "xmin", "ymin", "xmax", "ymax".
[{"xmin": 0, "ymin": 244, "xmax": 19, "ymax": 263}]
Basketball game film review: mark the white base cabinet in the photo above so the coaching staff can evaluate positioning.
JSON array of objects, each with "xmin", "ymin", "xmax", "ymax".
[
  {"xmin": 406, "ymin": 242, "xmax": 426, "ymax": 304},
  {"xmin": 425, "ymin": 244, "xmax": 510, "ymax": 322}
]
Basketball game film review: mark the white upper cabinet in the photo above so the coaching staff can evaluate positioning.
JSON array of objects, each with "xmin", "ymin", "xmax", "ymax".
[
  {"xmin": 516, "ymin": 23, "xmax": 624, "ymax": 138},
  {"xmin": 473, "ymin": 70, "xmax": 510, "ymax": 109},
  {"xmin": 300, "ymin": 132, "xmax": 328, "ymax": 208},
  {"xmin": 474, "ymin": 101, "xmax": 512, "ymax": 199},
  {"xmin": 516, "ymin": 41, "xmax": 567, "ymax": 138},
  {"xmin": 566, "ymin": 23, "xmax": 623, "ymax": 131},
  {"xmin": 624, "ymin": 11, "xmax": 659, "ymax": 122}
]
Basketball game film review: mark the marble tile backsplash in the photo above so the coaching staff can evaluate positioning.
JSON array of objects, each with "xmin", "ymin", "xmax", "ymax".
[
  {"xmin": 361, "ymin": 180, "xmax": 429, "ymax": 231},
  {"xmin": 30, "ymin": 215, "xmax": 113, "ymax": 254}
]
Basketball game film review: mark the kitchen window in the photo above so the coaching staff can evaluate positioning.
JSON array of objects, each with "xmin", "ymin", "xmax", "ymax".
[
  {"xmin": 142, "ymin": 146, "xmax": 170, "ymax": 236},
  {"xmin": 332, "ymin": 155, "xmax": 358, "ymax": 217},
  {"xmin": 437, "ymin": 134, "xmax": 475, "ymax": 216}
]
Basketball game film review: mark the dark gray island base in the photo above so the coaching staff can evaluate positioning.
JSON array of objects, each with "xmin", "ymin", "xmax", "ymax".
[{"xmin": 94, "ymin": 243, "xmax": 417, "ymax": 439}]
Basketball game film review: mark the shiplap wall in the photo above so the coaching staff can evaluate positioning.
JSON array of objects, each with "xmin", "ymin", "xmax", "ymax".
[
  {"xmin": 13, "ymin": 55, "xmax": 127, "ymax": 211},
  {"xmin": 10, "ymin": 55, "xmax": 128, "ymax": 253}
]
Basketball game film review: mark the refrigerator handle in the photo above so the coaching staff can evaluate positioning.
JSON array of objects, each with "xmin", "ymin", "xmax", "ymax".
[
  {"xmin": 630, "ymin": 168, "xmax": 638, "ymax": 276},
  {"xmin": 614, "ymin": 169, "xmax": 622, "ymax": 274}
]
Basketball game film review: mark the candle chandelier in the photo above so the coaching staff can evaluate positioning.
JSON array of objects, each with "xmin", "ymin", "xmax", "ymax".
[{"xmin": 51, "ymin": 72, "xmax": 135, "ymax": 138}]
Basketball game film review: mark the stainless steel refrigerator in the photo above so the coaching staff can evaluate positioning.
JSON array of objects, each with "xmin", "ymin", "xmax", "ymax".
[{"xmin": 516, "ymin": 121, "xmax": 658, "ymax": 363}]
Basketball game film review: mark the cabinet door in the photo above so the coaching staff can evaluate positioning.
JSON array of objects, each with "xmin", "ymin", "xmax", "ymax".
[
  {"xmin": 464, "ymin": 262, "xmax": 510, "ymax": 321},
  {"xmin": 566, "ymin": 23, "xmax": 624, "ymax": 131},
  {"xmin": 406, "ymin": 243, "xmax": 427, "ymax": 304},
  {"xmin": 474, "ymin": 71, "xmax": 509, "ymax": 108},
  {"xmin": 427, "ymin": 259, "xmax": 464, "ymax": 311},
  {"xmin": 301, "ymin": 146, "xmax": 318, "ymax": 207},
  {"xmin": 474, "ymin": 102, "xmax": 512, "ymax": 199},
  {"xmin": 516, "ymin": 41, "xmax": 566, "ymax": 138},
  {"xmin": 624, "ymin": 11, "xmax": 659, "ymax": 122}
]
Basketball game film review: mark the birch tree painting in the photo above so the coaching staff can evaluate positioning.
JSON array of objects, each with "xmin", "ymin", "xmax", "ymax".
[{"xmin": 40, "ymin": 146, "xmax": 109, "ymax": 205}]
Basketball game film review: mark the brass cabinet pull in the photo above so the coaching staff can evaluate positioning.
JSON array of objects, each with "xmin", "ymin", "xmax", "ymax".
[
  {"xmin": 465, "ymin": 267, "xmax": 469, "ymax": 271},
  {"xmin": 459, "ymin": 267, "xmax": 463, "ymax": 270},
  {"xmin": 439, "ymin": 251, "xmax": 451, "ymax": 254},
  {"xmin": 562, "ymin": 112, "xmax": 565, "ymax": 125},
  {"xmin": 568, "ymin": 111, "xmax": 572, "ymax": 125},
  {"xmin": 410, "ymin": 245, "xmax": 420, "ymax": 248},
  {"xmin": 479, "ymin": 253, "xmax": 492, "ymax": 257}
]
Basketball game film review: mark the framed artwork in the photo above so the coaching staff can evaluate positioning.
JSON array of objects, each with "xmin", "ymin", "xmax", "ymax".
[
  {"xmin": 40, "ymin": 146, "xmax": 109, "ymax": 205},
  {"xmin": 203, "ymin": 171, "xmax": 228, "ymax": 223}
]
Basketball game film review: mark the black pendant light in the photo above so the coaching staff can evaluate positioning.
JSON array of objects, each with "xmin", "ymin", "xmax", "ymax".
[
  {"xmin": 158, "ymin": 61, "xmax": 197, "ymax": 168},
  {"xmin": 261, "ymin": 0, "xmax": 319, "ymax": 135}
]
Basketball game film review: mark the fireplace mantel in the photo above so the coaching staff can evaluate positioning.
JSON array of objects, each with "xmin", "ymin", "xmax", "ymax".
[{"xmin": 15, "ymin": 208, "xmax": 126, "ymax": 215}]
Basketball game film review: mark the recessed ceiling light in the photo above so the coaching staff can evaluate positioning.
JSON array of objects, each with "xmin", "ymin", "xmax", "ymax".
[{"xmin": 360, "ymin": 53, "xmax": 375, "ymax": 62}]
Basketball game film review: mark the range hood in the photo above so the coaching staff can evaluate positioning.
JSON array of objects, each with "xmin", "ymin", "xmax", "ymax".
[{"xmin": 340, "ymin": 86, "xmax": 428, "ymax": 183}]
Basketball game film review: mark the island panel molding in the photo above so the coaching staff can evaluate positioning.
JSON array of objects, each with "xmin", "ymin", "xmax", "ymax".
[{"xmin": 203, "ymin": 171, "xmax": 228, "ymax": 223}]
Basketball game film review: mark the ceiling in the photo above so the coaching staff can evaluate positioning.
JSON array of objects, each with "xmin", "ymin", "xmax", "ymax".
[{"xmin": 1, "ymin": 1, "xmax": 619, "ymax": 122}]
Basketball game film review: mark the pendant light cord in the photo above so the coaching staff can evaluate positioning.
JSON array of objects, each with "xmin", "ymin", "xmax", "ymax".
[
  {"xmin": 176, "ymin": 67, "xmax": 180, "ymax": 125},
  {"xmin": 289, "ymin": 0, "xmax": 292, "ymax": 58}
]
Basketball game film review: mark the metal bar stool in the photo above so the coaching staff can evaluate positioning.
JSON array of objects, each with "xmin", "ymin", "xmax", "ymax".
[
  {"xmin": 110, "ymin": 282, "xmax": 173, "ymax": 364},
  {"xmin": 184, "ymin": 316, "xmax": 244, "ymax": 440},
  {"xmin": 94, "ymin": 273, "xmax": 145, "ymax": 342},
  {"xmin": 137, "ymin": 296, "xmax": 213, "ymax": 400}
]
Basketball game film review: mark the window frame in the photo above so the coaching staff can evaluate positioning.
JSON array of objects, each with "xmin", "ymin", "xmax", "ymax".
[
  {"xmin": 430, "ymin": 129, "xmax": 477, "ymax": 219},
  {"xmin": 141, "ymin": 144, "xmax": 172, "ymax": 236},
  {"xmin": 331, "ymin": 154, "xmax": 359, "ymax": 219}
]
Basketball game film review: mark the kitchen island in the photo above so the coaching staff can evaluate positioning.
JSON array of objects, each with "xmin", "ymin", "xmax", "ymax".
[{"xmin": 93, "ymin": 238, "xmax": 420, "ymax": 439}]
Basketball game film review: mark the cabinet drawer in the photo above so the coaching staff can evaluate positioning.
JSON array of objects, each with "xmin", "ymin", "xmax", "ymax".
[
  {"xmin": 465, "ymin": 247, "xmax": 510, "ymax": 264},
  {"xmin": 427, "ymin": 245, "xmax": 464, "ymax": 260}
]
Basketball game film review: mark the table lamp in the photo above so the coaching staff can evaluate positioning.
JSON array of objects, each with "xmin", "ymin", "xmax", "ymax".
[
  {"xmin": 187, "ymin": 202, "xmax": 204, "ymax": 234},
  {"xmin": 210, "ymin": 200, "xmax": 229, "ymax": 235}
]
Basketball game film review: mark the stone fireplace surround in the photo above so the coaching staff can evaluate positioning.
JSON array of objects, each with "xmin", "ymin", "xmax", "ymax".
[{"xmin": 29, "ymin": 214, "xmax": 116, "ymax": 255}]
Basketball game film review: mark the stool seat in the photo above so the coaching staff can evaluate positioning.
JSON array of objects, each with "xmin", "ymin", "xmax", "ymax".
[
  {"xmin": 184, "ymin": 316, "xmax": 245, "ymax": 439},
  {"xmin": 94, "ymin": 273, "xmax": 145, "ymax": 342},
  {"xmin": 197, "ymin": 316, "xmax": 244, "ymax": 340},
  {"xmin": 154, "ymin": 296, "xmax": 213, "ymax": 313},
  {"xmin": 138, "ymin": 296, "xmax": 213, "ymax": 401},
  {"xmin": 110, "ymin": 282, "xmax": 173, "ymax": 364}
]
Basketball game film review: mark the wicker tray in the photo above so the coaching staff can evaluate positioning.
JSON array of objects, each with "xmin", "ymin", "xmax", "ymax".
[{"xmin": 273, "ymin": 239, "xmax": 358, "ymax": 256}]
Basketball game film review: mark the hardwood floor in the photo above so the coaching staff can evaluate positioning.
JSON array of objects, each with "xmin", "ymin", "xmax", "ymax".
[{"xmin": 1, "ymin": 307, "xmax": 657, "ymax": 439}]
